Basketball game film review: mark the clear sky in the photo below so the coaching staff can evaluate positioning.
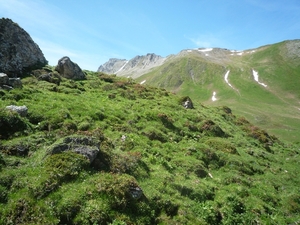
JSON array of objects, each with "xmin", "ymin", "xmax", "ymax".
[{"xmin": 1, "ymin": 0, "xmax": 299, "ymax": 71}]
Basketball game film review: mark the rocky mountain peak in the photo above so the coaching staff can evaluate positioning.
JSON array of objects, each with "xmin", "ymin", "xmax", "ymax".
[
  {"xmin": 97, "ymin": 53, "xmax": 165, "ymax": 78},
  {"xmin": 0, "ymin": 18, "xmax": 47, "ymax": 77},
  {"xmin": 97, "ymin": 58, "xmax": 127, "ymax": 74}
]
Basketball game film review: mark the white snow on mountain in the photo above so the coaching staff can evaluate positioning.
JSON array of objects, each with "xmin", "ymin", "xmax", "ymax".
[
  {"xmin": 252, "ymin": 69, "xmax": 267, "ymax": 87},
  {"xmin": 198, "ymin": 48, "xmax": 213, "ymax": 52},
  {"xmin": 224, "ymin": 70, "xmax": 234, "ymax": 89},
  {"xmin": 212, "ymin": 91, "xmax": 217, "ymax": 101}
]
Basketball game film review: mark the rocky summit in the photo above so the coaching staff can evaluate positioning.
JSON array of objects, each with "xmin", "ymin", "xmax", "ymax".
[
  {"xmin": 0, "ymin": 18, "xmax": 47, "ymax": 77},
  {"xmin": 98, "ymin": 53, "xmax": 165, "ymax": 78}
]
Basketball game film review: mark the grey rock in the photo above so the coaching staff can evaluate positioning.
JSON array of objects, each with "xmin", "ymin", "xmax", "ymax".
[
  {"xmin": 284, "ymin": 40, "xmax": 300, "ymax": 64},
  {"xmin": 73, "ymin": 146, "xmax": 99, "ymax": 164},
  {"xmin": 8, "ymin": 78, "xmax": 22, "ymax": 88},
  {"xmin": 1, "ymin": 85, "xmax": 13, "ymax": 91},
  {"xmin": 48, "ymin": 136, "xmax": 100, "ymax": 164},
  {"xmin": 182, "ymin": 97, "xmax": 194, "ymax": 109},
  {"xmin": 55, "ymin": 56, "xmax": 86, "ymax": 80},
  {"xmin": 0, "ymin": 73, "xmax": 22, "ymax": 90},
  {"xmin": 5, "ymin": 105, "xmax": 28, "ymax": 117},
  {"xmin": 129, "ymin": 186, "xmax": 143, "ymax": 199},
  {"xmin": 0, "ymin": 73, "xmax": 9, "ymax": 84},
  {"xmin": 0, "ymin": 18, "xmax": 47, "ymax": 77}
]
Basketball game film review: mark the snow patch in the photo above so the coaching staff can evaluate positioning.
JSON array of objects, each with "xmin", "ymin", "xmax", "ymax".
[
  {"xmin": 229, "ymin": 50, "xmax": 246, "ymax": 56},
  {"xmin": 223, "ymin": 70, "xmax": 240, "ymax": 95},
  {"xmin": 187, "ymin": 50, "xmax": 192, "ymax": 52},
  {"xmin": 212, "ymin": 91, "xmax": 217, "ymax": 101},
  {"xmin": 198, "ymin": 48, "xmax": 213, "ymax": 52},
  {"xmin": 224, "ymin": 70, "xmax": 234, "ymax": 89},
  {"xmin": 140, "ymin": 80, "xmax": 146, "ymax": 85},
  {"xmin": 252, "ymin": 69, "xmax": 267, "ymax": 87},
  {"xmin": 205, "ymin": 53, "xmax": 209, "ymax": 56}
]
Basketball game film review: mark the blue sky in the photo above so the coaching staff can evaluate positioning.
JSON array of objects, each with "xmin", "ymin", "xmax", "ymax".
[{"xmin": 1, "ymin": 0, "xmax": 299, "ymax": 71}]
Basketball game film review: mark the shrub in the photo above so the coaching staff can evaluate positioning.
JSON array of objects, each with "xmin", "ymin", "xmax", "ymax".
[
  {"xmin": 99, "ymin": 73, "xmax": 115, "ymax": 83},
  {"xmin": 29, "ymin": 152, "xmax": 89, "ymax": 198},
  {"xmin": 0, "ymin": 154, "xmax": 5, "ymax": 170},
  {"xmin": 205, "ymin": 138, "xmax": 237, "ymax": 154},
  {"xmin": 110, "ymin": 151, "xmax": 142, "ymax": 175},
  {"xmin": 78, "ymin": 121, "xmax": 91, "ymax": 131},
  {"xmin": 200, "ymin": 120, "xmax": 227, "ymax": 137},
  {"xmin": 0, "ymin": 185, "xmax": 8, "ymax": 203},
  {"xmin": 0, "ymin": 109, "xmax": 30, "ymax": 139}
]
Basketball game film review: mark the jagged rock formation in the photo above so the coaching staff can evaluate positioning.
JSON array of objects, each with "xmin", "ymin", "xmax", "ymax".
[
  {"xmin": 98, "ymin": 58, "xmax": 128, "ymax": 74},
  {"xmin": 98, "ymin": 53, "xmax": 165, "ymax": 78},
  {"xmin": 0, "ymin": 18, "xmax": 47, "ymax": 77},
  {"xmin": 55, "ymin": 56, "xmax": 86, "ymax": 80}
]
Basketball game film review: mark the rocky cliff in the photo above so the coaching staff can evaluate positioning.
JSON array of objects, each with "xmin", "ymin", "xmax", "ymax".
[
  {"xmin": 98, "ymin": 53, "xmax": 165, "ymax": 78},
  {"xmin": 0, "ymin": 18, "xmax": 47, "ymax": 77}
]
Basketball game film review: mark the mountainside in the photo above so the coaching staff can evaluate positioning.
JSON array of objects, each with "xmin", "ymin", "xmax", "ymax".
[
  {"xmin": 98, "ymin": 53, "xmax": 165, "ymax": 78},
  {"xmin": 98, "ymin": 40, "xmax": 300, "ymax": 142},
  {"xmin": 1, "ymin": 19, "xmax": 299, "ymax": 224},
  {"xmin": 0, "ymin": 68, "xmax": 299, "ymax": 224}
]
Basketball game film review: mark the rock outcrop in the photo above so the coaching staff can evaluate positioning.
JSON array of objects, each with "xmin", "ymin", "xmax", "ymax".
[
  {"xmin": 97, "ymin": 58, "xmax": 128, "ymax": 74},
  {"xmin": 47, "ymin": 136, "xmax": 100, "ymax": 164},
  {"xmin": 180, "ymin": 96, "xmax": 194, "ymax": 109},
  {"xmin": 5, "ymin": 105, "xmax": 28, "ymax": 117},
  {"xmin": 0, "ymin": 73, "xmax": 22, "ymax": 90},
  {"xmin": 55, "ymin": 56, "xmax": 86, "ymax": 80},
  {"xmin": 0, "ymin": 18, "xmax": 47, "ymax": 77},
  {"xmin": 38, "ymin": 72, "xmax": 61, "ymax": 85}
]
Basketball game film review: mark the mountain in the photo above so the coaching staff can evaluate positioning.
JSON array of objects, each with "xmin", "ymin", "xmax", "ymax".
[
  {"xmin": 0, "ymin": 68, "xmax": 299, "ymax": 224},
  {"xmin": 98, "ymin": 40, "xmax": 300, "ymax": 142},
  {"xmin": 1, "ymin": 20, "xmax": 299, "ymax": 224},
  {"xmin": 98, "ymin": 53, "xmax": 165, "ymax": 78}
]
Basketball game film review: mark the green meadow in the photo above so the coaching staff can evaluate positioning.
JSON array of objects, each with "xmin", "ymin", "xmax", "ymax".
[{"xmin": 0, "ymin": 67, "xmax": 299, "ymax": 224}]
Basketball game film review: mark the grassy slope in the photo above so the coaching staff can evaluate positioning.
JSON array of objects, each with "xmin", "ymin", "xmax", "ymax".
[
  {"xmin": 0, "ymin": 69, "xmax": 299, "ymax": 224},
  {"xmin": 137, "ymin": 41, "xmax": 300, "ymax": 142}
]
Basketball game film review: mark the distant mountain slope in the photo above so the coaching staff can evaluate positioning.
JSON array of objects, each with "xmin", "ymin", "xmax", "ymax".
[
  {"xmin": 98, "ymin": 40, "xmax": 300, "ymax": 142},
  {"xmin": 97, "ymin": 53, "xmax": 165, "ymax": 78}
]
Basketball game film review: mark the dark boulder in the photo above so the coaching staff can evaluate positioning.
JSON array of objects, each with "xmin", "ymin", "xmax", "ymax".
[
  {"xmin": 55, "ymin": 56, "xmax": 86, "ymax": 80},
  {"xmin": 0, "ymin": 18, "xmax": 47, "ymax": 77}
]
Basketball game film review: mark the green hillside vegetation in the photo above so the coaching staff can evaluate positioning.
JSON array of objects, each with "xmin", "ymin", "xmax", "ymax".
[
  {"xmin": 0, "ymin": 68, "xmax": 299, "ymax": 224},
  {"xmin": 136, "ymin": 40, "xmax": 300, "ymax": 143}
]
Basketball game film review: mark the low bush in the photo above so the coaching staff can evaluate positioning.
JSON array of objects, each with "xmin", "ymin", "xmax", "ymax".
[{"xmin": 0, "ymin": 109, "xmax": 30, "ymax": 139}]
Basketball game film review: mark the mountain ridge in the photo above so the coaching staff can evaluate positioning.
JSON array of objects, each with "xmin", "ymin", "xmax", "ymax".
[{"xmin": 97, "ymin": 53, "xmax": 165, "ymax": 78}]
